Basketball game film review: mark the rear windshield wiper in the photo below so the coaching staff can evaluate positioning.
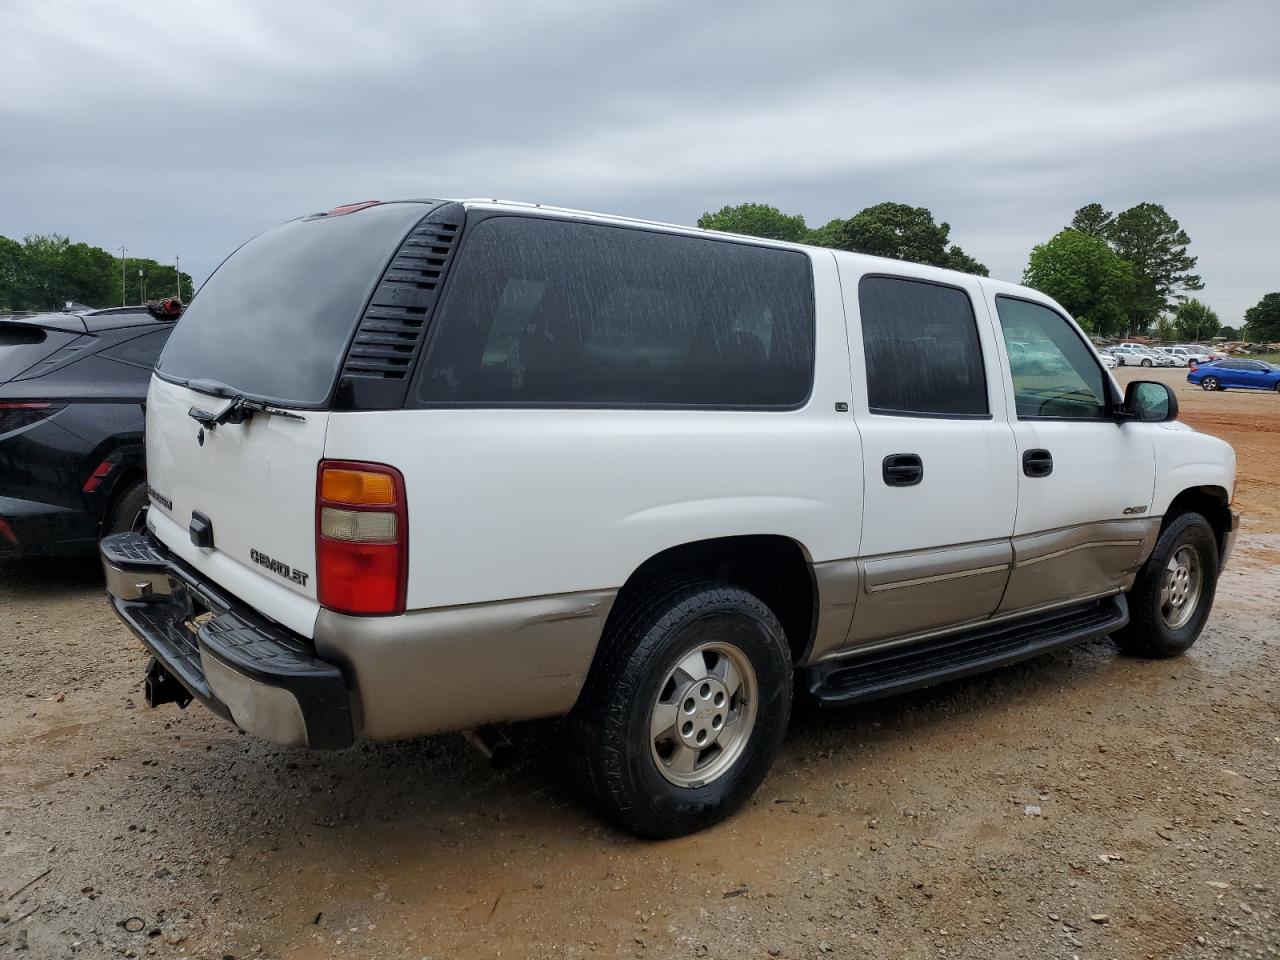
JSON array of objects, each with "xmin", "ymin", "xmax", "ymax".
[{"xmin": 188, "ymin": 395, "xmax": 305, "ymax": 431}]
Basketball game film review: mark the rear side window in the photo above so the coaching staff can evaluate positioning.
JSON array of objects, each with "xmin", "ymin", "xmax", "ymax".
[
  {"xmin": 102, "ymin": 329, "xmax": 171, "ymax": 369},
  {"xmin": 414, "ymin": 217, "xmax": 814, "ymax": 407},
  {"xmin": 858, "ymin": 276, "xmax": 988, "ymax": 417},
  {"xmin": 156, "ymin": 202, "xmax": 430, "ymax": 405},
  {"xmin": 0, "ymin": 325, "xmax": 72, "ymax": 382}
]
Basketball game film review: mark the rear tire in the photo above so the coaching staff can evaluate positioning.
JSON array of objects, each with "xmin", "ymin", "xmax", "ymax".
[
  {"xmin": 1200, "ymin": 376, "xmax": 1220, "ymax": 391},
  {"xmin": 1141, "ymin": 358, "xmax": 1153, "ymax": 367},
  {"xmin": 104, "ymin": 480, "xmax": 149, "ymax": 536},
  {"xmin": 1115, "ymin": 512, "xmax": 1218, "ymax": 659},
  {"xmin": 565, "ymin": 580, "xmax": 792, "ymax": 838}
]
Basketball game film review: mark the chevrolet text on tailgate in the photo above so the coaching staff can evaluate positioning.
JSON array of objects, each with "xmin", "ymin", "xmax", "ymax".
[{"xmin": 101, "ymin": 199, "xmax": 1239, "ymax": 838}]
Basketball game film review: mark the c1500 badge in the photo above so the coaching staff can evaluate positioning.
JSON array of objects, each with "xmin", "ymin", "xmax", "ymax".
[{"xmin": 249, "ymin": 548, "xmax": 310, "ymax": 586}]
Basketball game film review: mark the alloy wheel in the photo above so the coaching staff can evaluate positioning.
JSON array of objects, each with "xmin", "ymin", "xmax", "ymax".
[
  {"xmin": 648, "ymin": 641, "xmax": 758, "ymax": 788},
  {"xmin": 1159, "ymin": 544, "xmax": 1202, "ymax": 629}
]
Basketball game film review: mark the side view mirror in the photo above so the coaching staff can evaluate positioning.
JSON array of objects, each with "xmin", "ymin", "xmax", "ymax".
[{"xmin": 1122, "ymin": 380, "xmax": 1178, "ymax": 422}]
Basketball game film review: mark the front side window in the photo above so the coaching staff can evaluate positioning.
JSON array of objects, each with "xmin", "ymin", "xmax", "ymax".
[
  {"xmin": 995, "ymin": 297, "xmax": 1110, "ymax": 419},
  {"xmin": 858, "ymin": 276, "xmax": 989, "ymax": 417},
  {"xmin": 414, "ymin": 217, "xmax": 814, "ymax": 407}
]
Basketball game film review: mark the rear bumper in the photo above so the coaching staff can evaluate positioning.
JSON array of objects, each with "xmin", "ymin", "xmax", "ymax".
[
  {"xmin": 0, "ymin": 494, "xmax": 98, "ymax": 558},
  {"xmin": 100, "ymin": 532, "xmax": 353, "ymax": 749}
]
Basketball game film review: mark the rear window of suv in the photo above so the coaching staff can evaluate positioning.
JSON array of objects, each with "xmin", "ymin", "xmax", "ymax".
[
  {"xmin": 156, "ymin": 202, "xmax": 430, "ymax": 406},
  {"xmin": 413, "ymin": 216, "xmax": 815, "ymax": 408}
]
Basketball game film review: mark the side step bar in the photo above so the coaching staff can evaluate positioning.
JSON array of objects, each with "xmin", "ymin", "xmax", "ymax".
[{"xmin": 806, "ymin": 595, "xmax": 1128, "ymax": 707}]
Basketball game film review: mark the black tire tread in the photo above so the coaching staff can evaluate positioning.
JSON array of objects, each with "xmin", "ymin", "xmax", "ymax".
[
  {"xmin": 1115, "ymin": 511, "xmax": 1218, "ymax": 659},
  {"xmin": 105, "ymin": 480, "xmax": 149, "ymax": 537},
  {"xmin": 565, "ymin": 578, "xmax": 791, "ymax": 838}
]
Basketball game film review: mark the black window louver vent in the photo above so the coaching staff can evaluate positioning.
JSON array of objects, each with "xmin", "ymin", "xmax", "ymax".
[{"xmin": 335, "ymin": 202, "xmax": 465, "ymax": 410}]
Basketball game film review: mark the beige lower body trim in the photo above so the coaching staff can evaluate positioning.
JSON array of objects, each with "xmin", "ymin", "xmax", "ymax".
[
  {"xmin": 847, "ymin": 539, "xmax": 1013, "ymax": 648},
  {"xmin": 313, "ymin": 589, "xmax": 615, "ymax": 740},
  {"xmin": 999, "ymin": 518, "xmax": 1159, "ymax": 614},
  {"xmin": 807, "ymin": 559, "xmax": 860, "ymax": 663},
  {"xmin": 809, "ymin": 518, "xmax": 1162, "ymax": 660}
]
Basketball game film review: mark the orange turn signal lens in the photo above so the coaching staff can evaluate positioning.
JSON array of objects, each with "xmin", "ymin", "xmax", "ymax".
[{"xmin": 320, "ymin": 468, "xmax": 396, "ymax": 505}]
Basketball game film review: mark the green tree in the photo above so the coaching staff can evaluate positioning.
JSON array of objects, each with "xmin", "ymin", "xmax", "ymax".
[
  {"xmin": 1068, "ymin": 203, "xmax": 1114, "ymax": 237},
  {"xmin": 1106, "ymin": 202, "xmax": 1202, "ymax": 335},
  {"xmin": 697, "ymin": 203, "xmax": 809, "ymax": 243},
  {"xmin": 805, "ymin": 218, "xmax": 844, "ymax": 249},
  {"xmin": 818, "ymin": 202, "xmax": 988, "ymax": 275},
  {"xmin": 1219, "ymin": 325, "xmax": 1240, "ymax": 340},
  {"xmin": 112, "ymin": 256, "xmax": 192, "ymax": 307},
  {"xmin": 1172, "ymin": 298, "xmax": 1220, "ymax": 343},
  {"xmin": 0, "ymin": 235, "xmax": 22, "ymax": 310},
  {"xmin": 1154, "ymin": 314, "xmax": 1176, "ymax": 342},
  {"xmin": 1022, "ymin": 229, "xmax": 1134, "ymax": 336},
  {"xmin": 18, "ymin": 234, "xmax": 115, "ymax": 310},
  {"xmin": 1243, "ymin": 292, "xmax": 1280, "ymax": 342}
]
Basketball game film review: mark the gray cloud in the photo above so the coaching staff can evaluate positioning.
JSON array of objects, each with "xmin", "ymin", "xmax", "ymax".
[{"xmin": 1, "ymin": 0, "xmax": 1276, "ymax": 320}]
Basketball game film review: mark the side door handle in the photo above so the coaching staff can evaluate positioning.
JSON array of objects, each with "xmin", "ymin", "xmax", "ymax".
[
  {"xmin": 1022, "ymin": 448, "xmax": 1054, "ymax": 478},
  {"xmin": 882, "ymin": 453, "xmax": 923, "ymax": 487}
]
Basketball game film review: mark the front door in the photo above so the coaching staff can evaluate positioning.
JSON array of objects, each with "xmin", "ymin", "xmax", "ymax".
[
  {"xmin": 839, "ymin": 269, "xmax": 1019, "ymax": 648},
  {"xmin": 984, "ymin": 291, "xmax": 1158, "ymax": 614}
]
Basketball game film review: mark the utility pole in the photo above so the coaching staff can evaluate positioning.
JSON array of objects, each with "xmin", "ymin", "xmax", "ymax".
[
  {"xmin": 175, "ymin": 254, "xmax": 182, "ymax": 301},
  {"xmin": 138, "ymin": 268, "xmax": 144, "ymax": 305},
  {"xmin": 120, "ymin": 246, "xmax": 127, "ymax": 306}
]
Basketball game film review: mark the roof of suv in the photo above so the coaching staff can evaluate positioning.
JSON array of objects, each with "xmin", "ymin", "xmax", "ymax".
[{"xmin": 457, "ymin": 198, "xmax": 1040, "ymax": 301}]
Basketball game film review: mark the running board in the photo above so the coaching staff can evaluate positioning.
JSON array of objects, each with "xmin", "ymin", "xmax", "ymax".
[{"xmin": 806, "ymin": 595, "xmax": 1128, "ymax": 707}]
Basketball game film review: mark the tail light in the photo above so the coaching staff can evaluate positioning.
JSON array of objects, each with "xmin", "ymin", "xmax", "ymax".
[
  {"xmin": 316, "ymin": 460, "xmax": 407, "ymax": 615},
  {"xmin": 0, "ymin": 401, "xmax": 64, "ymax": 434}
]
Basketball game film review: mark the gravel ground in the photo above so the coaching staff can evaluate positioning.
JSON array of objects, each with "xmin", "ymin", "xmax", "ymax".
[{"xmin": 1, "ymin": 366, "xmax": 1277, "ymax": 959}]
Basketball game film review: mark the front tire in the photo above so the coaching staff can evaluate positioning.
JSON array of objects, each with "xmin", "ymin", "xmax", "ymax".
[
  {"xmin": 1200, "ymin": 376, "xmax": 1220, "ymax": 391},
  {"xmin": 1115, "ymin": 512, "xmax": 1219, "ymax": 658},
  {"xmin": 566, "ymin": 580, "xmax": 792, "ymax": 838}
]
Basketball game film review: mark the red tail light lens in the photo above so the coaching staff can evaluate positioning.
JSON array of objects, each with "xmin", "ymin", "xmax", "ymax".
[
  {"xmin": 0, "ymin": 401, "xmax": 64, "ymax": 434},
  {"xmin": 316, "ymin": 460, "xmax": 407, "ymax": 615}
]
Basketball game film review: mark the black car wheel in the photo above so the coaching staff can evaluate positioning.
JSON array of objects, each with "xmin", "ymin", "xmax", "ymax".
[
  {"xmin": 566, "ymin": 579, "xmax": 792, "ymax": 838},
  {"xmin": 1200, "ymin": 376, "xmax": 1220, "ymax": 391},
  {"xmin": 1141, "ymin": 358, "xmax": 1153, "ymax": 367},
  {"xmin": 1115, "ymin": 512, "xmax": 1219, "ymax": 658},
  {"xmin": 105, "ymin": 480, "xmax": 149, "ymax": 537}
]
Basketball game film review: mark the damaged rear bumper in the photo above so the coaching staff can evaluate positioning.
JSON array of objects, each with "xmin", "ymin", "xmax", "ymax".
[{"xmin": 100, "ymin": 531, "xmax": 353, "ymax": 749}]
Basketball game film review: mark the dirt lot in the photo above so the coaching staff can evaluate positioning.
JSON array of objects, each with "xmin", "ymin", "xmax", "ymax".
[{"xmin": 2, "ymin": 367, "xmax": 1277, "ymax": 959}]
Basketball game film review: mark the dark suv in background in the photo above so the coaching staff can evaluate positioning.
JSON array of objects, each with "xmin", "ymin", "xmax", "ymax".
[{"xmin": 0, "ymin": 304, "xmax": 176, "ymax": 557}]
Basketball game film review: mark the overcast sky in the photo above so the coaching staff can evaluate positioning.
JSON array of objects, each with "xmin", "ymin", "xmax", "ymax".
[{"xmin": 2, "ymin": 0, "xmax": 1277, "ymax": 321}]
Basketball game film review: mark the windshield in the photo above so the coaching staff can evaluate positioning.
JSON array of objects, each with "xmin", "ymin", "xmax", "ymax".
[{"xmin": 156, "ymin": 202, "xmax": 431, "ymax": 406}]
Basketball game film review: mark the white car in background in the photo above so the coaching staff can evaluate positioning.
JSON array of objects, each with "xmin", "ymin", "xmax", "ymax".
[
  {"xmin": 1159, "ymin": 346, "xmax": 1211, "ymax": 366},
  {"xmin": 1112, "ymin": 344, "xmax": 1176, "ymax": 367},
  {"xmin": 1097, "ymin": 349, "xmax": 1118, "ymax": 369}
]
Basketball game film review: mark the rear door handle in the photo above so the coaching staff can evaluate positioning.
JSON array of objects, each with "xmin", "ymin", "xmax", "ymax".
[
  {"xmin": 1022, "ymin": 448, "xmax": 1053, "ymax": 478},
  {"xmin": 882, "ymin": 453, "xmax": 923, "ymax": 487}
]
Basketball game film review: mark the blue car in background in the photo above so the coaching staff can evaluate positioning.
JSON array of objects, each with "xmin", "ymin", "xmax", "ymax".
[{"xmin": 1187, "ymin": 358, "xmax": 1280, "ymax": 393}]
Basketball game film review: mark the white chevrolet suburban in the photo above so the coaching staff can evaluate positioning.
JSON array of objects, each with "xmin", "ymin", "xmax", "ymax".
[{"xmin": 101, "ymin": 199, "xmax": 1239, "ymax": 837}]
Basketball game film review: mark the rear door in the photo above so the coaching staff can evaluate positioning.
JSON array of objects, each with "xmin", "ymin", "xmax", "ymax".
[
  {"xmin": 144, "ymin": 201, "xmax": 435, "ymax": 637},
  {"xmin": 838, "ymin": 267, "xmax": 1018, "ymax": 648},
  {"xmin": 983, "ymin": 291, "xmax": 1157, "ymax": 614}
]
